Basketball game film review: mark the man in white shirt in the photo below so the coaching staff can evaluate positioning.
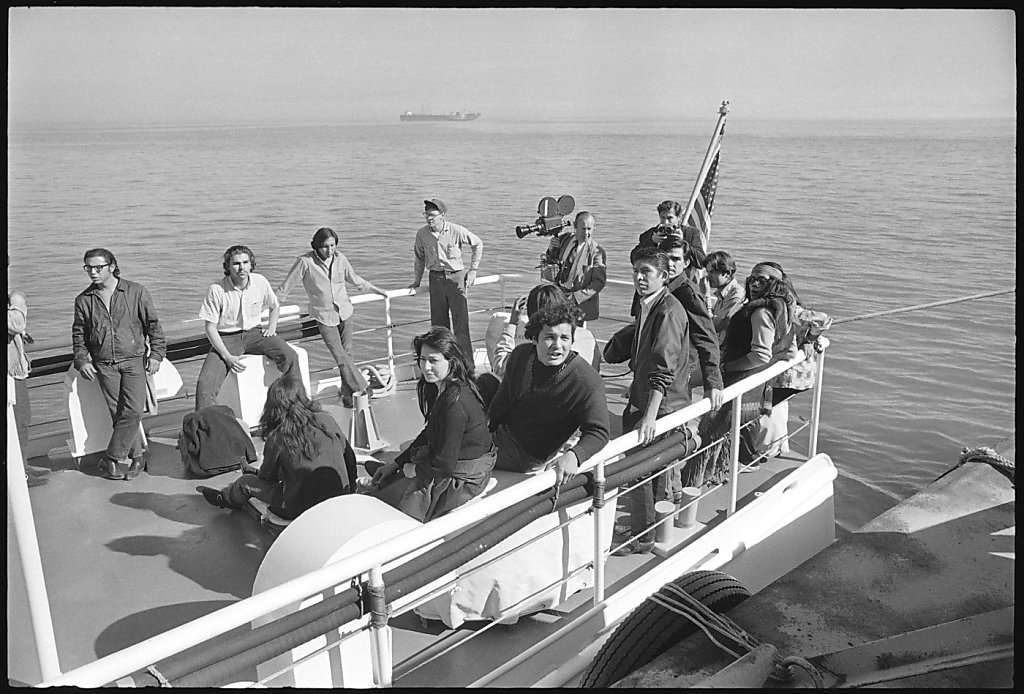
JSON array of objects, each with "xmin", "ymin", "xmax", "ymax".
[{"xmin": 195, "ymin": 245, "xmax": 297, "ymax": 411}]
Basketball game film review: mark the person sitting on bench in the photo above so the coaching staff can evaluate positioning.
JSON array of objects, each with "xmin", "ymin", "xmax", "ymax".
[{"xmin": 197, "ymin": 376, "xmax": 357, "ymax": 521}]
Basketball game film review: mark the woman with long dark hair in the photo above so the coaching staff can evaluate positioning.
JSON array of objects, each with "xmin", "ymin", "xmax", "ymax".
[
  {"xmin": 686, "ymin": 261, "xmax": 800, "ymax": 486},
  {"xmin": 371, "ymin": 326, "xmax": 495, "ymax": 522},
  {"xmin": 197, "ymin": 376, "xmax": 357, "ymax": 520}
]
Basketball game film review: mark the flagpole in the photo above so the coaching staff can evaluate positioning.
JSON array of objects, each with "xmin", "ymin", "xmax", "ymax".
[{"xmin": 683, "ymin": 100, "xmax": 730, "ymax": 248}]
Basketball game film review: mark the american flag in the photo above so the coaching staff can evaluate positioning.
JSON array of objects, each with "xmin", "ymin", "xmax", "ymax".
[{"xmin": 685, "ymin": 104, "xmax": 727, "ymax": 254}]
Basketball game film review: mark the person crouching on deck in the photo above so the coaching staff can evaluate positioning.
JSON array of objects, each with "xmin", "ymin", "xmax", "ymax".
[
  {"xmin": 196, "ymin": 376, "xmax": 357, "ymax": 520},
  {"xmin": 488, "ymin": 304, "xmax": 610, "ymax": 486},
  {"xmin": 603, "ymin": 247, "xmax": 698, "ymax": 555},
  {"xmin": 371, "ymin": 327, "xmax": 496, "ymax": 522}
]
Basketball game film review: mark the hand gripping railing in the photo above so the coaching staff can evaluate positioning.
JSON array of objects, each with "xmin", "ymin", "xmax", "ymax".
[{"xmin": 36, "ymin": 282, "xmax": 826, "ymax": 688}]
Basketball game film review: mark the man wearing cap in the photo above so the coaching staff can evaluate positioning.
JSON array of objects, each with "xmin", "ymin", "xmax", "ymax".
[{"xmin": 408, "ymin": 199, "xmax": 484, "ymax": 365}]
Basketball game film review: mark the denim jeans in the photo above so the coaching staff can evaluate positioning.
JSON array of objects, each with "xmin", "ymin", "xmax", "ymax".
[
  {"xmin": 94, "ymin": 356, "xmax": 147, "ymax": 461},
  {"xmin": 317, "ymin": 320, "xmax": 367, "ymax": 398},
  {"xmin": 194, "ymin": 329, "xmax": 297, "ymax": 411},
  {"xmin": 428, "ymin": 270, "xmax": 473, "ymax": 366}
]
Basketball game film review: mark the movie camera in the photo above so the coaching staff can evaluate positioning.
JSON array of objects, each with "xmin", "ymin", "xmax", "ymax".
[{"xmin": 514, "ymin": 194, "xmax": 576, "ymax": 239}]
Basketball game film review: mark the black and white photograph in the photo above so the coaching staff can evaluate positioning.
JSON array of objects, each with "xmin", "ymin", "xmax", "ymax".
[{"xmin": 7, "ymin": 7, "xmax": 1014, "ymax": 688}]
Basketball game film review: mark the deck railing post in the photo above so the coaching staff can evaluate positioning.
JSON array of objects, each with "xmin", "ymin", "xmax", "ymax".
[
  {"xmin": 728, "ymin": 393, "xmax": 743, "ymax": 516},
  {"xmin": 808, "ymin": 341, "xmax": 828, "ymax": 458},
  {"xmin": 383, "ymin": 297, "xmax": 396, "ymax": 380},
  {"xmin": 591, "ymin": 460, "xmax": 607, "ymax": 605},
  {"xmin": 7, "ymin": 404, "xmax": 62, "ymax": 681},
  {"xmin": 499, "ymin": 274, "xmax": 506, "ymax": 311},
  {"xmin": 367, "ymin": 566, "xmax": 392, "ymax": 687}
]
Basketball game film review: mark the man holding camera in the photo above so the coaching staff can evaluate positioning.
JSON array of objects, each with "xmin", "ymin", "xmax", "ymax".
[
  {"xmin": 408, "ymin": 198, "xmax": 483, "ymax": 365},
  {"xmin": 543, "ymin": 211, "xmax": 607, "ymax": 323}
]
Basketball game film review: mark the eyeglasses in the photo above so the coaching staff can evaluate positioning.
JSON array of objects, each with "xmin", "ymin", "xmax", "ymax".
[
  {"xmin": 748, "ymin": 275, "xmax": 769, "ymax": 285},
  {"xmin": 83, "ymin": 263, "xmax": 110, "ymax": 273}
]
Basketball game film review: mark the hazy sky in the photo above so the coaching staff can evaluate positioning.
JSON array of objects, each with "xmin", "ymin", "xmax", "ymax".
[{"xmin": 8, "ymin": 7, "xmax": 1016, "ymax": 125}]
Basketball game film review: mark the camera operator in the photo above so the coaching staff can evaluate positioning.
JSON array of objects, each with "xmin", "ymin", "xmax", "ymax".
[
  {"xmin": 633, "ymin": 200, "xmax": 705, "ymax": 260},
  {"xmin": 543, "ymin": 211, "xmax": 607, "ymax": 323}
]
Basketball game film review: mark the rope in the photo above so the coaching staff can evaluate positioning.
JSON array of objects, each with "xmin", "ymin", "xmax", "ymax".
[
  {"xmin": 647, "ymin": 582, "xmax": 826, "ymax": 686},
  {"xmin": 957, "ymin": 446, "xmax": 1015, "ymax": 485},
  {"xmin": 832, "ymin": 288, "xmax": 1014, "ymax": 326}
]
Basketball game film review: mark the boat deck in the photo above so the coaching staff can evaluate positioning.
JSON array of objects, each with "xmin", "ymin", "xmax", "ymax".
[
  {"xmin": 614, "ymin": 459, "xmax": 1015, "ymax": 688},
  {"xmin": 9, "ymin": 311, "xmax": 829, "ymax": 686}
]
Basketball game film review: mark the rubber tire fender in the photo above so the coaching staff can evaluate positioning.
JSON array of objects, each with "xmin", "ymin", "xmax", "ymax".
[{"xmin": 578, "ymin": 569, "xmax": 751, "ymax": 688}]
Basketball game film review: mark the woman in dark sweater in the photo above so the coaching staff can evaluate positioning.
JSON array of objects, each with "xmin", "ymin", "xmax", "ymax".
[{"xmin": 372, "ymin": 326, "xmax": 495, "ymax": 522}]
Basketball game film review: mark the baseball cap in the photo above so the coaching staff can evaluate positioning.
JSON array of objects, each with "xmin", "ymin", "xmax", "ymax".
[{"xmin": 424, "ymin": 198, "xmax": 448, "ymax": 215}]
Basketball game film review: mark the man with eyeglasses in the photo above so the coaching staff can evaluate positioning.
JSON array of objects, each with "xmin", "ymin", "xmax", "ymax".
[
  {"xmin": 408, "ymin": 199, "xmax": 483, "ymax": 367},
  {"xmin": 72, "ymin": 248, "xmax": 165, "ymax": 480}
]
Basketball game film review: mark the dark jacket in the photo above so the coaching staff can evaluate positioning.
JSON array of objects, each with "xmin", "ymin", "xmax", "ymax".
[
  {"xmin": 603, "ymin": 289, "xmax": 692, "ymax": 415},
  {"xmin": 488, "ymin": 343, "xmax": 610, "ymax": 464},
  {"xmin": 259, "ymin": 410, "xmax": 357, "ymax": 520},
  {"xmin": 666, "ymin": 274, "xmax": 723, "ymax": 391},
  {"xmin": 72, "ymin": 278, "xmax": 166, "ymax": 370},
  {"xmin": 179, "ymin": 405, "xmax": 258, "ymax": 478}
]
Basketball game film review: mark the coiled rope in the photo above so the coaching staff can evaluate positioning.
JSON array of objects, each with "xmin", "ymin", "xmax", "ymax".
[{"xmin": 647, "ymin": 583, "xmax": 825, "ymax": 687}]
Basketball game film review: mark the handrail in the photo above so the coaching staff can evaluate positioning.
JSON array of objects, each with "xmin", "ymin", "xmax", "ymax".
[
  {"xmin": 22, "ymin": 273, "xmax": 528, "ymax": 358},
  {"xmin": 38, "ymin": 340, "xmax": 813, "ymax": 688}
]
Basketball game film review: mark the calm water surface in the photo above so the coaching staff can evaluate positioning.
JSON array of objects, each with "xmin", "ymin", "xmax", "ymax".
[{"xmin": 7, "ymin": 117, "xmax": 1016, "ymax": 523}]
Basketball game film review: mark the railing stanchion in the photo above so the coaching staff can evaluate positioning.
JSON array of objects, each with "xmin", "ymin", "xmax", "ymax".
[
  {"xmin": 808, "ymin": 342, "xmax": 828, "ymax": 458},
  {"xmin": 728, "ymin": 393, "xmax": 743, "ymax": 516},
  {"xmin": 384, "ymin": 296, "xmax": 396, "ymax": 380},
  {"xmin": 367, "ymin": 566, "xmax": 392, "ymax": 688},
  {"xmin": 6, "ymin": 404, "xmax": 62, "ymax": 681},
  {"xmin": 499, "ymin": 274, "xmax": 506, "ymax": 311},
  {"xmin": 591, "ymin": 460, "xmax": 607, "ymax": 605}
]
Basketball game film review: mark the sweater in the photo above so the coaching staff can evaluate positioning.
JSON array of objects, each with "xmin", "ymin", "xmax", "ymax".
[
  {"xmin": 488, "ymin": 343, "xmax": 610, "ymax": 464},
  {"xmin": 397, "ymin": 380, "xmax": 492, "ymax": 473}
]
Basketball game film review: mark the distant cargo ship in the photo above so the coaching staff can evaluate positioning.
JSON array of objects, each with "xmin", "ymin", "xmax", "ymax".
[{"xmin": 400, "ymin": 111, "xmax": 481, "ymax": 122}]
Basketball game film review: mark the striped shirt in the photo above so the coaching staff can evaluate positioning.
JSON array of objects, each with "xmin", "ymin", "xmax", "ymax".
[{"xmin": 277, "ymin": 251, "xmax": 374, "ymax": 325}]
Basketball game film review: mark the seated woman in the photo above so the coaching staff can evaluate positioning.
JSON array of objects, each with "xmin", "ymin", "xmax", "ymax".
[
  {"xmin": 371, "ymin": 326, "xmax": 496, "ymax": 522},
  {"xmin": 197, "ymin": 376, "xmax": 357, "ymax": 520}
]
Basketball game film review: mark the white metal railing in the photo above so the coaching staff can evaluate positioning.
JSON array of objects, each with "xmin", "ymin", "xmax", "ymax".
[{"xmin": 31, "ymin": 274, "xmax": 827, "ymax": 687}]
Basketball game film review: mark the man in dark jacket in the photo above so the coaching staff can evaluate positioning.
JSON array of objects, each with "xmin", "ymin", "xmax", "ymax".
[
  {"xmin": 72, "ymin": 248, "xmax": 165, "ymax": 480},
  {"xmin": 489, "ymin": 304, "xmax": 610, "ymax": 485},
  {"xmin": 658, "ymin": 235, "xmax": 724, "ymax": 410}
]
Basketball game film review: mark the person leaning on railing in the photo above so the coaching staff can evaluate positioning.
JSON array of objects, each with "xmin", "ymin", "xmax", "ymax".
[
  {"xmin": 370, "ymin": 326, "xmax": 496, "ymax": 522},
  {"xmin": 603, "ymin": 247, "xmax": 699, "ymax": 556},
  {"xmin": 72, "ymin": 248, "xmax": 166, "ymax": 481},
  {"xmin": 718, "ymin": 261, "xmax": 799, "ymax": 461},
  {"xmin": 277, "ymin": 226, "xmax": 388, "ymax": 409}
]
